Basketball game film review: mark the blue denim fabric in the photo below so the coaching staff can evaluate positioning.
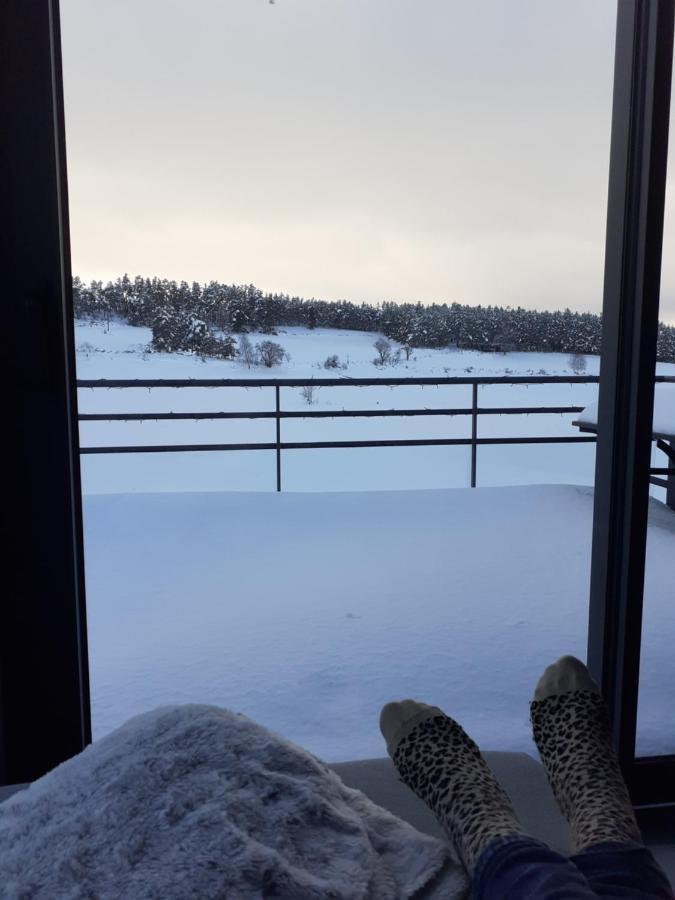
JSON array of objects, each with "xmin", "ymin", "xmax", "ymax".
[{"xmin": 472, "ymin": 834, "xmax": 673, "ymax": 900}]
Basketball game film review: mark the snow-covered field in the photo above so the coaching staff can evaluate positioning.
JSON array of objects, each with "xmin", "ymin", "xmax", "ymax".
[
  {"xmin": 75, "ymin": 319, "xmax": 675, "ymax": 760},
  {"xmin": 77, "ymin": 320, "xmax": 609, "ymax": 495},
  {"xmin": 83, "ymin": 486, "xmax": 675, "ymax": 760},
  {"xmin": 76, "ymin": 319, "xmax": 674, "ymax": 496}
]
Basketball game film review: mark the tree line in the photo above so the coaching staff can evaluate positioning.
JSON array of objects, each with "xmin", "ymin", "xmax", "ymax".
[{"xmin": 72, "ymin": 274, "xmax": 675, "ymax": 362}]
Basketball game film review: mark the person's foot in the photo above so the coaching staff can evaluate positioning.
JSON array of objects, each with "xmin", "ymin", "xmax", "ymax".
[
  {"xmin": 530, "ymin": 656, "xmax": 642, "ymax": 853},
  {"xmin": 380, "ymin": 699, "xmax": 524, "ymax": 872}
]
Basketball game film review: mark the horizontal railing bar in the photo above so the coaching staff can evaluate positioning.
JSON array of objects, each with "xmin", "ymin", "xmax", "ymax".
[
  {"xmin": 74, "ymin": 374, "xmax": 675, "ymax": 389},
  {"xmin": 650, "ymin": 477, "xmax": 669, "ymax": 489},
  {"xmin": 649, "ymin": 467, "xmax": 674, "ymax": 475},
  {"xmin": 81, "ymin": 442, "xmax": 279, "ymax": 454},
  {"xmin": 79, "ymin": 435, "xmax": 598, "ymax": 455},
  {"xmin": 79, "ymin": 411, "xmax": 276, "ymax": 421},
  {"xmin": 480, "ymin": 405, "xmax": 585, "ymax": 415},
  {"xmin": 76, "ymin": 375, "xmax": 603, "ymax": 388},
  {"xmin": 78, "ymin": 405, "xmax": 586, "ymax": 422}
]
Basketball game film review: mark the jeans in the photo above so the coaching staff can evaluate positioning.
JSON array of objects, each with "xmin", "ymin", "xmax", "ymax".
[{"xmin": 472, "ymin": 835, "xmax": 673, "ymax": 899}]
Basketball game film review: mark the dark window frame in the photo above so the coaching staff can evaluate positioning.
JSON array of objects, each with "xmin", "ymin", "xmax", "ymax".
[
  {"xmin": 587, "ymin": 0, "xmax": 675, "ymax": 806},
  {"xmin": 0, "ymin": 0, "xmax": 91, "ymax": 784},
  {"xmin": 0, "ymin": 0, "xmax": 673, "ymax": 803}
]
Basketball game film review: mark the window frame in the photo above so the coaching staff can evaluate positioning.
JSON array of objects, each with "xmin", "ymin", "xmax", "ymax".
[{"xmin": 0, "ymin": 0, "xmax": 673, "ymax": 802}]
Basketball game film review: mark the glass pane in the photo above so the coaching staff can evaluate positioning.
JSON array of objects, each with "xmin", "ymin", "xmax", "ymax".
[
  {"xmin": 635, "ymin": 57, "xmax": 675, "ymax": 756},
  {"xmin": 62, "ymin": 0, "xmax": 615, "ymax": 760}
]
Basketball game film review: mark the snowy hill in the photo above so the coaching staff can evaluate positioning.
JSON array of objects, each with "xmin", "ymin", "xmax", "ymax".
[{"xmin": 75, "ymin": 319, "xmax": 605, "ymax": 381}]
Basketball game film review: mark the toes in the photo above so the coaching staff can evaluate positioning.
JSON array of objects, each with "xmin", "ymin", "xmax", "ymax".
[
  {"xmin": 380, "ymin": 699, "xmax": 433, "ymax": 738},
  {"xmin": 534, "ymin": 655, "xmax": 600, "ymax": 701},
  {"xmin": 379, "ymin": 699, "xmax": 443, "ymax": 756}
]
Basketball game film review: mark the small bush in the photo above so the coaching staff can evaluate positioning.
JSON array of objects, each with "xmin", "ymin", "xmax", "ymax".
[
  {"xmin": 300, "ymin": 385, "xmax": 317, "ymax": 405},
  {"xmin": 323, "ymin": 354, "xmax": 340, "ymax": 369},
  {"xmin": 238, "ymin": 334, "xmax": 257, "ymax": 368},
  {"xmin": 373, "ymin": 337, "xmax": 392, "ymax": 366},
  {"xmin": 257, "ymin": 340, "xmax": 287, "ymax": 368}
]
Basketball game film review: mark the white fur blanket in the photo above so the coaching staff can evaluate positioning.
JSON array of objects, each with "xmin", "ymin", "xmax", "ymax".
[{"xmin": 0, "ymin": 705, "xmax": 468, "ymax": 899}]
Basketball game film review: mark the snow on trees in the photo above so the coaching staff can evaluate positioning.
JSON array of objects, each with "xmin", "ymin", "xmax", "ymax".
[
  {"xmin": 71, "ymin": 274, "xmax": 675, "ymax": 363},
  {"xmin": 150, "ymin": 307, "xmax": 233, "ymax": 358}
]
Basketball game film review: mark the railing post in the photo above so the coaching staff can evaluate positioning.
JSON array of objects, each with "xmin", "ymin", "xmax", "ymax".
[
  {"xmin": 470, "ymin": 382, "xmax": 478, "ymax": 488},
  {"xmin": 275, "ymin": 385, "xmax": 282, "ymax": 492}
]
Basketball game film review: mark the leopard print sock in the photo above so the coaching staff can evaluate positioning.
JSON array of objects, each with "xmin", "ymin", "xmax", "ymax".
[
  {"xmin": 381, "ymin": 701, "xmax": 525, "ymax": 872},
  {"xmin": 530, "ymin": 656, "xmax": 641, "ymax": 854}
]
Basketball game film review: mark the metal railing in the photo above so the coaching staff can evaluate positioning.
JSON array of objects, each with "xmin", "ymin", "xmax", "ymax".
[{"xmin": 76, "ymin": 374, "xmax": 615, "ymax": 491}]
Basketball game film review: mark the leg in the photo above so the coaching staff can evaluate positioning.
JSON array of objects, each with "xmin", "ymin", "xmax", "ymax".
[
  {"xmin": 379, "ymin": 700, "xmax": 603, "ymax": 898},
  {"xmin": 531, "ymin": 656, "xmax": 672, "ymax": 898},
  {"xmin": 570, "ymin": 841, "xmax": 673, "ymax": 899},
  {"xmin": 379, "ymin": 699, "xmax": 524, "ymax": 873},
  {"xmin": 473, "ymin": 834, "xmax": 600, "ymax": 900}
]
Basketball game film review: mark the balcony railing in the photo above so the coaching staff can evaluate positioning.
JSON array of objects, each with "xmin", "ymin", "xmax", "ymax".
[
  {"xmin": 77, "ymin": 374, "xmax": 612, "ymax": 491},
  {"xmin": 76, "ymin": 374, "xmax": 675, "ymax": 493}
]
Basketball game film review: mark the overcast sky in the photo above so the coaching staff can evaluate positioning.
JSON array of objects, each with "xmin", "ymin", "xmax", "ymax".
[{"xmin": 59, "ymin": 1, "xmax": 675, "ymax": 323}]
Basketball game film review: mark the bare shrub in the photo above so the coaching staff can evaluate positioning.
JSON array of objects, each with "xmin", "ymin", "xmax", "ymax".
[
  {"xmin": 373, "ymin": 337, "xmax": 392, "ymax": 366},
  {"xmin": 238, "ymin": 334, "xmax": 257, "ymax": 368},
  {"xmin": 300, "ymin": 384, "xmax": 317, "ymax": 405},
  {"xmin": 323, "ymin": 354, "xmax": 340, "ymax": 369},
  {"xmin": 257, "ymin": 340, "xmax": 287, "ymax": 368}
]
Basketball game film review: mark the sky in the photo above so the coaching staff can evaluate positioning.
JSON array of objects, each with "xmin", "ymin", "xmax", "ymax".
[{"xmin": 60, "ymin": 0, "xmax": 675, "ymax": 323}]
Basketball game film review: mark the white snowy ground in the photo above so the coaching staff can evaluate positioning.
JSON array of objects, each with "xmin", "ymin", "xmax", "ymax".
[
  {"xmin": 76, "ymin": 320, "xmax": 610, "ymax": 495},
  {"xmin": 75, "ymin": 320, "xmax": 675, "ymax": 760},
  {"xmin": 76, "ymin": 319, "xmax": 675, "ymax": 496},
  {"xmin": 83, "ymin": 485, "xmax": 675, "ymax": 761}
]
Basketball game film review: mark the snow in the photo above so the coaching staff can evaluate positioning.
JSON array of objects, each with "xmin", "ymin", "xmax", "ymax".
[
  {"xmin": 76, "ymin": 319, "xmax": 610, "ymax": 495},
  {"xmin": 578, "ymin": 382, "xmax": 675, "ymax": 437},
  {"xmin": 75, "ymin": 320, "xmax": 675, "ymax": 761},
  {"xmin": 83, "ymin": 485, "xmax": 675, "ymax": 762},
  {"xmin": 74, "ymin": 319, "xmax": 603, "ymax": 381}
]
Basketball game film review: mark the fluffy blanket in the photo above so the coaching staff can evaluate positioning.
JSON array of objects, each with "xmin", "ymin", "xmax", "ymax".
[{"xmin": 0, "ymin": 705, "xmax": 468, "ymax": 899}]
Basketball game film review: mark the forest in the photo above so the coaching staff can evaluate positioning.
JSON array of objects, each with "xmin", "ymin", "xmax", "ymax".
[{"xmin": 72, "ymin": 275, "xmax": 675, "ymax": 362}]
